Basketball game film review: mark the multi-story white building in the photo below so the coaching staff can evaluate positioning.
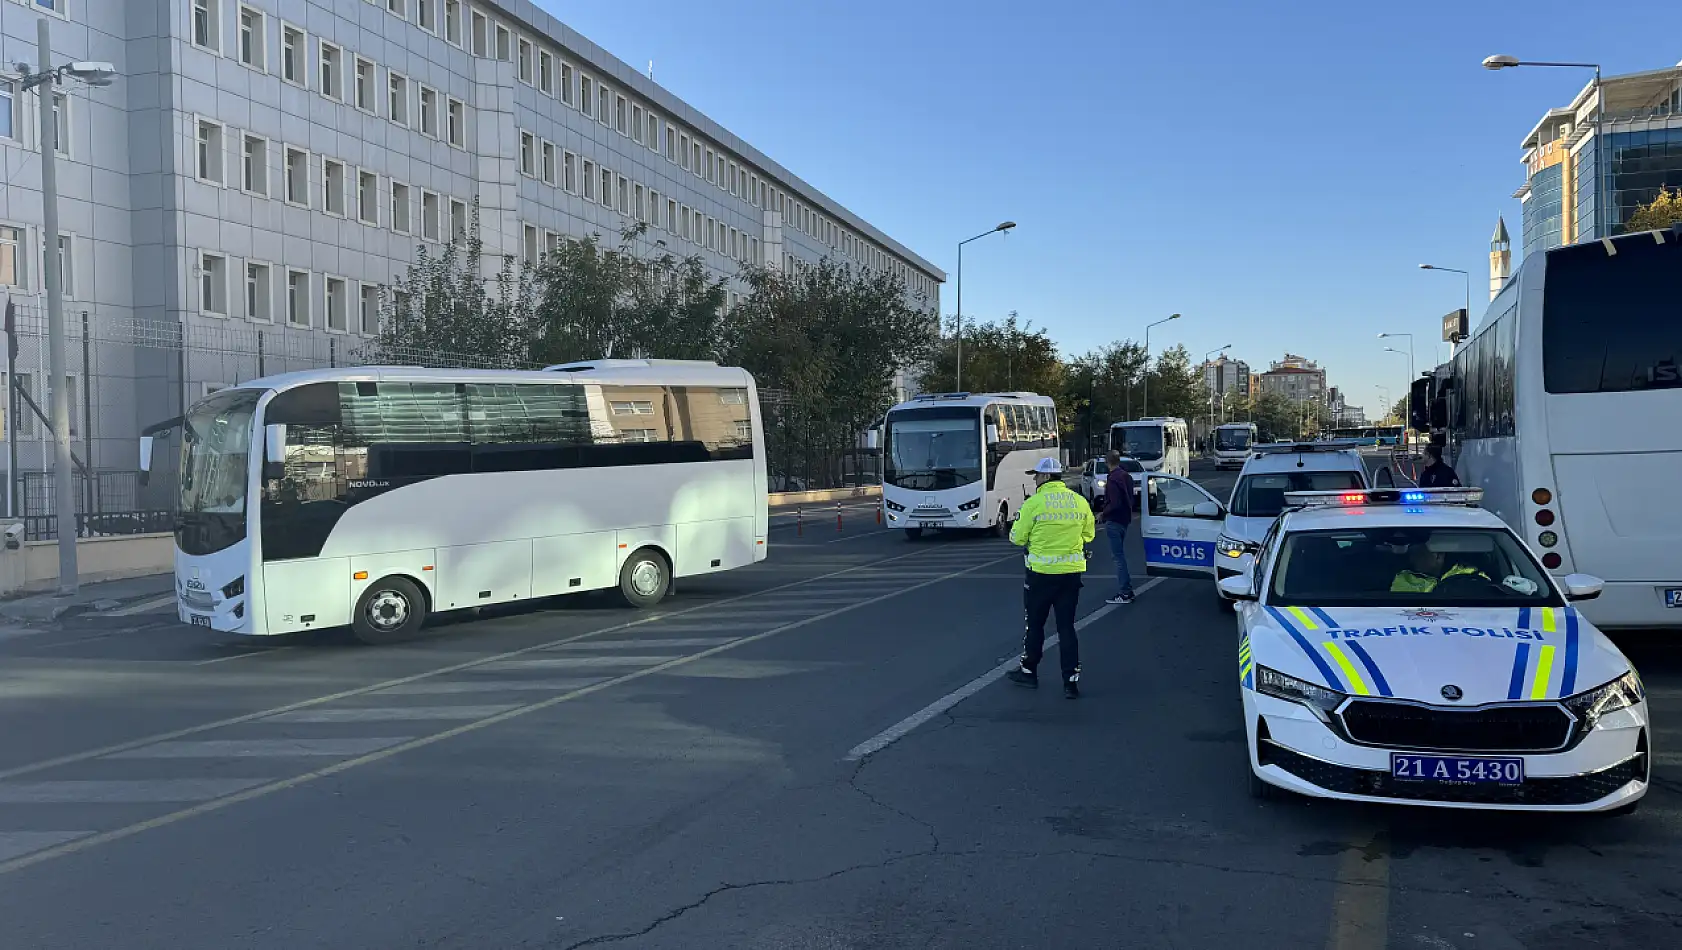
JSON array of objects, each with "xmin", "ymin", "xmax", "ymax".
[{"xmin": 0, "ymin": 0, "xmax": 942, "ymax": 515}]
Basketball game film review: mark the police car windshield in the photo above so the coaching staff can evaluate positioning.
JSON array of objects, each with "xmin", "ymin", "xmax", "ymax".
[
  {"xmin": 1268, "ymin": 527, "xmax": 1562, "ymax": 609},
  {"xmin": 1115, "ymin": 458, "xmax": 1143, "ymax": 473},
  {"xmin": 1231, "ymin": 471, "xmax": 1363, "ymax": 518}
]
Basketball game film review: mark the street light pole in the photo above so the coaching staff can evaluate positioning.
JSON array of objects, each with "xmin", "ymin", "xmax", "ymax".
[
  {"xmin": 953, "ymin": 221, "xmax": 1015, "ymax": 393},
  {"xmin": 1381, "ymin": 342, "xmax": 1414, "ymax": 450},
  {"xmin": 1203, "ymin": 344, "xmax": 1231, "ymax": 440},
  {"xmin": 1141, "ymin": 313, "xmax": 1181, "ymax": 418},
  {"xmin": 18, "ymin": 27, "xmax": 117, "ymax": 596},
  {"xmin": 1483, "ymin": 57, "xmax": 1606, "ymax": 239}
]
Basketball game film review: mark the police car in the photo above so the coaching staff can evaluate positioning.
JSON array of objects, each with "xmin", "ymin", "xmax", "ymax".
[{"xmin": 1220, "ymin": 488, "xmax": 1648, "ymax": 813}]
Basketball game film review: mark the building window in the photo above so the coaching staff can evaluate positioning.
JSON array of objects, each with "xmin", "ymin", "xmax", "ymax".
[
  {"xmin": 444, "ymin": 0, "xmax": 461, "ymax": 45},
  {"xmin": 545, "ymin": 230, "xmax": 561, "ymax": 255},
  {"xmin": 561, "ymin": 62, "xmax": 574, "ymax": 105},
  {"xmin": 495, "ymin": 25, "xmax": 511, "ymax": 61},
  {"xmin": 691, "ymin": 141, "xmax": 701, "ymax": 175},
  {"xmin": 679, "ymin": 133, "xmax": 690, "ymax": 170},
  {"xmin": 519, "ymin": 131, "xmax": 534, "ymax": 176},
  {"xmin": 599, "ymin": 168, "xmax": 612, "ymax": 207},
  {"xmin": 322, "ymin": 159, "xmax": 346, "ymax": 215},
  {"xmin": 388, "ymin": 72, "xmax": 409, "ymax": 125},
  {"xmin": 358, "ymin": 170, "xmax": 378, "ymax": 224},
  {"xmin": 387, "ymin": 0, "xmax": 405, "ymax": 17},
  {"xmin": 200, "ymin": 252, "xmax": 229, "ymax": 314},
  {"xmin": 325, "ymin": 277, "xmax": 348, "ymax": 331},
  {"xmin": 616, "ymin": 176, "xmax": 628, "ymax": 214},
  {"xmin": 318, "ymin": 42, "xmax": 342, "ymax": 100},
  {"xmin": 538, "ymin": 51, "xmax": 553, "ymax": 95},
  {"xmin": 281, "ymin": 25, "xmax": 304, "ymax": 85},
  {"xmin": 581, "ymin": 160, "xmax": 595, "ymax": 200},
  {"xmin": 751, "ymin": 237, "xmax": 760, "ymax": 265},
  {"xmin": 615, "ymin": 95, "xmax": 626, "ymax": 134},
  {"xmin": 195, "ymin": 119, "xmax": 224, "ymax": 184},
  {"xmin": 355, "ymin": 58, "xmax": 376, "ymax": 112},
  {"xmin": 391, "ymin": 181, "xmax": 411, "ymax": 233},
  {"xmin": 0, "ymin": 226, "xmax": 22, "ymax": 287},
  {"xmin": 563, "ymin": 151, "xmax": 576, "ymax": 193},
  {"xmin": 421, "ymin": 191, "xmax": 440, "ymax": 241},
  {"xmin": 632, "ymin": 104, "xmax": 643, "ymax": 144},
  {"xmin": 729, "ymin": 163, "xmax": 739, "ymax": 196},
  {"xmin": 706, "ymin": 217, "xmax": 715, "ymax": 251},
  {"xmin": 647, "ymin": 112, "xmax": 660, "ymax": 152},
  {"xmin": 52, "ymin": 235, "xmax": 74, "ymax": 298},
  {"xmin": 634, "ymin": 184, "xmax": 645, "ymax": 222},
  {"xmin": 284, "ymin": 147, "xmax": 308, "ymax": 205},
  {"xmin": 449, "ymin": 199, "xmax": 467, "ymax": 240},
  {"xmin": 517, "ymin": 39, "xmax": 532, "ymax": 84},
  {"xmin": 705, "ymin": 148, "xmax": 715, "ymax": 183},
  {"xmin": 610, "ymin": 400, "xmax": 654, "ymax": 415},
  {"xmin": 241, "ymin": 134, "xmax": 267, "ymax": 195},
  {"xmin": 541, "ymin": 141, "xmax": 555, "ymax": 184},
  {"xmin": 649, "ymin": 190, "xmax": 660, "ymax": 227},
  {"xmin": 51, "ymin": 93, "xmax": 68, "ymax": 156},
  {"xmin": 446, "ymin": 98, "xmax": 465, "ymax": 147},
  {"xmin": 666, "ymin": 199, "xmax": 677, "ymax": 235},
  {"xmin": 287, "ymin": 270, "xmax": 310, "ymax": 326},
  {"xmin": 470, "ymin": 10, "xmax": 487, "ymax": 56},
  {"xmin": 246, "ymin": 262, "xmax": 271, "ymax": 321},
  {"xmin": 680, "ymin": 205, "xmax": 691, "ymax": 241},
  {"xmin": 0, "ymin": 81, "xmax": 14, "ymax": 141},
  {"xmin": 238, "ymin": 6, "xmax": 265, "ymax": 69},
  {"xmin": 418, "ymin": 86, "xmax": 438, "ymax": 137},
  {"xmin": 579, "ymin": 76, "xmax": 593, "ymax": 117},
  {"xmin": 417, "ymin": 0, "xmax": 435, "ymax": 32},
  {"xmin": 359, "ymin": 284, "xmax": 381, "ymax": 334},
  {"xmin": 665, "ymin": 124, "xmax": 677, "ymax": 163},
  {"xmin": 598, "ymin": 86, "xmax": 611, "ymax": 126},
  {"xmin": 192, "ymin": 0, "xmax": 220, "ymax": 52},
  {"xmin": 522, "ymin": 224, "xmax": 538, "ymax": 265}
]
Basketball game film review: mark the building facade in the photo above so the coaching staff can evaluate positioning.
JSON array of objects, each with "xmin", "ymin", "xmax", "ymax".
[
  {"xmin": 1256, "ymin": 354, "xmax": 1326, "ymax": 405},
  {"xmin": 1515, "ymin": 62, "xmax": 1682, "ymax": 259},
  {"xmin": 1200, "ymin": 356, "xmax": 1249, "ymax": 397},
  {"xmin": 0, "ymin": 0, "xmax": 942, "ymax": 514}
]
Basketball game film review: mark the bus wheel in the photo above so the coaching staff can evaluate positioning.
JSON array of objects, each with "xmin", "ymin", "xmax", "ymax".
[
  {"xmin": 352, "ymin": 576, "xmax": 427, "ymax": 645},
  {"xmin": 904, "ymin": 528, "xmax": 924, "ymax": 541},
  {"xmin": 990, "ymin": 503, "xmax": 1010, "ymax": 538},
  {"xmin": 618, "ymin": 548, "xmax": 670, "ymax": 608}
]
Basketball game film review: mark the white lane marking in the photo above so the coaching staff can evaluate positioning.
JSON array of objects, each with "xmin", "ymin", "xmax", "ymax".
[
  {"xmin": 543, "ymin": 637, "xmax": 738, "ymax": 651},
  {"xmin": 844, "ymin": 577, "xmax": 1166, "ymax": 761},
  {"xmin": 372, "ymin": 678, "xmax": 605, "ymax": 696},
  {"xmin": 264, "ymin": 705, "xmax": 522, "ymax": 723},
  {"xmin": 103, "ymin": 594, "xmax": 178, "ymax": 617},
  {"xmin": 478, "ymin": 655, "xmax": 679, "ymax": 671},
  {"xmin": 193, "ymin": 647, "xmax": 294, "ymax": 666},
  {"xmin": 109, "ymin": 737, "xmax": 410, "ymax": 759},
  {"xmin": 0, "ymin": 831, "xmax": 91, "ymax": 861},
  {"xmin": 0, "ymin": 778, "xmax": 272, "ymax": 804},
  {"xmin": 823, "ymin": 528, "xmax": 896, "ymax": 544}
]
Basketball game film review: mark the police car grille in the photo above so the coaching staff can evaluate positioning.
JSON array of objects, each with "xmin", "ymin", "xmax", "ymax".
[
  {"xmin": 1339, "ymin": 700, "xmax": 1572, "ymax": 753},
  {"xmin": 1260, "ymin": 741, "xmax": 1647, "ymax": 806}
]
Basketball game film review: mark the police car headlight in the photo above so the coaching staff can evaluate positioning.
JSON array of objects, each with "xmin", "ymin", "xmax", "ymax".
[
  {"xmin": 1563, "ymin": 671, "xmax": 1644, "ymax": 728},
  {"xmin": 1216, "ymin": 536, "xmax": 1247, "ymax": 559},
  {"xmin": 1255, "ymin": 665, "xmax": 1345, "ymax": 717}
]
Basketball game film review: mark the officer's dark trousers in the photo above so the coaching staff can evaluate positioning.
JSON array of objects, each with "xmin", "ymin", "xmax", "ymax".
[{"xmin": 1021, "ymin": 571, "xmax": 1083, "ymax": 681}]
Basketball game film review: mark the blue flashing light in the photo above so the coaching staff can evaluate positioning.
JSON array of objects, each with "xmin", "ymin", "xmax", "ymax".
[{"xmin": 1401, "ymin": 491, "xmax": 1426, "ymax": 504}]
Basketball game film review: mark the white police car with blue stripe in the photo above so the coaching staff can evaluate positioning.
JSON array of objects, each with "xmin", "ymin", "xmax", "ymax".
[{"xmin": 1225, "ymin": 488, "xmax": 1648, "ymax": 813}]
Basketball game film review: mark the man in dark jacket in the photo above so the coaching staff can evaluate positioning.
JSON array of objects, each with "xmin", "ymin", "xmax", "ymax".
[
  {"xmin": 1098, "ymin": 451, "xmax": 1136, "ymax": 605},
  {"xmin": 1417, "ymin": 444, "xmax": 1462, "ymax": 488}
]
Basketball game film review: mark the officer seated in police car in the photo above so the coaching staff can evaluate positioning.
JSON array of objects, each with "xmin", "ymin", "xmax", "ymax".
[{"xmin": 1390, "ymin": 539, "xmax": 1491, "ymax": 594}]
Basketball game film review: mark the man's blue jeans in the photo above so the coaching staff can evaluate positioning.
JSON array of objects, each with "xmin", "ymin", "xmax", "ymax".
[{"xmin": 1105, "ymin": 520, "xmax": 1134, "ymax": 596}]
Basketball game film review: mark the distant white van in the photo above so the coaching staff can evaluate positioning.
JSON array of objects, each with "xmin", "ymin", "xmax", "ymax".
[{"xmin": 1109, "ymin": 417, "xmax": 1190, "ymax": 477}]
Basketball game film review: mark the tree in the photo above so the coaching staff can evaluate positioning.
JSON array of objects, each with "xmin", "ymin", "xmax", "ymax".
[
  {"xmin": 1143, "ymin": 344, "xmax": 1204, "ymax": 421},
  {"xmin": 1625, "ymin": 186, "xmax": 1682, "ymax": 232},
  {"xmin": 922, "ymin": 312, "xmax": 1065, "ymax": 399},
  {"xmin": 367, "ymin": 200, "xmax": 533, "ymax": 367},
  {"xmin": 1065, "ymin": 340, "xmax": 1148, "ymax": 457}
]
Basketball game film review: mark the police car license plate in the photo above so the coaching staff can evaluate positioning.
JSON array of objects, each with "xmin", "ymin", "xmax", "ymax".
[
  {"xmin": 1664, "ymin": 588, "xmax": 1682, "ymax": 608},
  {"xmin": 1391, "ymin": 753, "xmax": 1523, "ymax": 785},
  {"xmin": 189, "ymin": 614, "xmax": 211, "ymax": 627}
]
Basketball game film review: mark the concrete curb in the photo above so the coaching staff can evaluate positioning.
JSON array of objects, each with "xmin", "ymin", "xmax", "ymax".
[{"xmin": 769, "ymin": 486, "xmax": 880, "ymax": 506}]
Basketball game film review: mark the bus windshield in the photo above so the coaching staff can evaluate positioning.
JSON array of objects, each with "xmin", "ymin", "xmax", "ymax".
[
  {"xmin": 1543, "ymin": 237, "xmax": 1682, "ymax": 394},
  {"xmin": 177, "ymin": 388, "xmax": 259, "ymax": 555},
  {"xmin": 1115, "ymin": 426, "xmax": 1163, "ymax": 461},
  {"xmin": 885, "ymin": 408, "xmax": 982, "ymax": 490},
  {"xmin": 1215, "ymin": 428, "xmax": 1252, "ymax": 452}
]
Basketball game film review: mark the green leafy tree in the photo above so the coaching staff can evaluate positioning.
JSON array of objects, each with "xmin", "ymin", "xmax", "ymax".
[
  {"xmin": 1142, "ymin": 344, "xmax": 1204, "ymax": 421},
  {"xmin": 1064, "ymin": 339, "xmax": 1149, "ymax": 458},
  {"xmin": 1624, "ymin": 186, "xmax": 1682, "ymax": 232}
]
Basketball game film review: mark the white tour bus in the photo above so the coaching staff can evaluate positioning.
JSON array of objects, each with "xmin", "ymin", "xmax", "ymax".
[
  {"xmin": 1110, "ymin": 417, "xmax": 1190, "ymax": 477},
  {"xmin": 1212, "ymin": 421, "xmax": 1259, "ymax": 470},
  {"xmin": 878, "ymin": 391, "xmax": 1059, "ymax": 540},
  {"xmin": 147, "ymin": 360, "xmax": 768, "ymax": 643},
  {"xmin": 1429, "ymin": 228, "xmax": 1680, "ymax": 629}
]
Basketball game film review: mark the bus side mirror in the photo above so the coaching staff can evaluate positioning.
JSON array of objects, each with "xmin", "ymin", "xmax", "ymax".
[
  {"xmin": 986, "ymin": 424, "xmax": 1000, "ymax": 445},
  {"xmin": 1429, "ymin": 399, "xmax": 1448, "ymax": 430},
  {"xmin": 864, "ymin": 429, "xmax": 879, "ymax": 451},
  {"xmin": 138, "ymin": 436, "xmax": 154, "ymax": 486},
  {"xmin": 264, "ymin": 424, "xmax": 287, "ymax": 480}
]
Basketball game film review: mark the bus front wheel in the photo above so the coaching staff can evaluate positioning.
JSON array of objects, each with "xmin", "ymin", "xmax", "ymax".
[
  {"xmin": 352, "ymin": 576, "xmax": 428, "ymax": 645},
  {"xmin": 618, "ymin": 548, "xmax": 670, "ymax": 608}
]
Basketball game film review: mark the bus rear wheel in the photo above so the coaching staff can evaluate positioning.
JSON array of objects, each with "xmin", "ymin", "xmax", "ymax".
[
  {"xmin": 618, "ymin": 548, "xmax": 670, "ymax": 608},
  {"xmin": 352, "ymin": 576, "xmax": 427, "ymax": 645},
  {"xmin": 990, "ymin": 503, "xmax": 1010, "ymax": 537}
]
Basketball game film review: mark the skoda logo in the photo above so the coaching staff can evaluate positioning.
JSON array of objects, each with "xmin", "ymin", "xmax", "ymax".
[{"xmin": 1441, "ymin": 684, "xmax": 1463, "ymax": 702}]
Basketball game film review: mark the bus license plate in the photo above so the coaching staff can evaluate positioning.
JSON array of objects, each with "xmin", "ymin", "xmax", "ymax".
[
  {"xmin": 1664, "ymin": 588, "xmax": 1682, "ymax": 608},
  {"xmin": 1391, "ymin": 753, "xmax": 1523, "ymax": 785},
  {"xmin": 919, "ymin": 521, "xmax": 940, "ymax": 529},
  {"xmin": 189, "ymin": 614, "xmax": 211, "ymax": 627}
]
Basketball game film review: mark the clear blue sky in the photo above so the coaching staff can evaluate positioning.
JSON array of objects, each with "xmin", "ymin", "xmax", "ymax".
[{"xmin": 541, "ymin": 0, "xmax": 1678, "ymax": 416}]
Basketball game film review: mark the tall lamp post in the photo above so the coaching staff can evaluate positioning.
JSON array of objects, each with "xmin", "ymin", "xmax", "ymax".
[
  {"xmin": 1417, "ymin": 264, "xmax": 1470, "ymax": 343},
  {"xmin": 1380, "ymin": 342, "xmax": 1415, "ymax": 451},
  {"xmin": 953, "ymin": 221, "xmax": 1016, "ymax": 393},
  {"xmin": 1203, "ymin": 344, "xmax": 1231, "ymax": 437},
  {"xmin": 16, "ymin": 22, "xmax": 117, "ymax": 596},
  {"xmin": 1483, "ymin": 56, "xmax": 1605, "ymax": 239},
  {"xmin": 1141, "ymin": 313, "xmax": 1181, "ymax": 418}
]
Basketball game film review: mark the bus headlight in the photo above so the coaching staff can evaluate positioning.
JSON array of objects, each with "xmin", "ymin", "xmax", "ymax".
[
  {"xmin": 885, "ymin": 500, "xmax": 906, "ymax": 512},
  {"xmin": 221, "ymin": 575, "xmax": 245, "ymax": 598},
  {"xmin": 958, "ymin": 499, "xmax": 981, "ymax": 512}
]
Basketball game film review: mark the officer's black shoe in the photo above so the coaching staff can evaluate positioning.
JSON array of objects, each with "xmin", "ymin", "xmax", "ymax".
[
  {"xmin": 1006, "ymin": 664, "xmax": 1038, "ymax": 688},
  {"xmin": 1063, "ymin": 678, "xmax": 1080, "ymax": 699}
]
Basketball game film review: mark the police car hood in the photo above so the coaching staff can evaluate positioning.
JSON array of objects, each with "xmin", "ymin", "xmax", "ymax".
[{"xmin": 1253, "ymin": 605, "xmax": 1630, "ymax": 704}]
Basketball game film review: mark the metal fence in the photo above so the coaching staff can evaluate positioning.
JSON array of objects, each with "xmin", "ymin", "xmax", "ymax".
[{"xmin": 758, "ymin": 388, "xmax": 882, "ymax": 493}]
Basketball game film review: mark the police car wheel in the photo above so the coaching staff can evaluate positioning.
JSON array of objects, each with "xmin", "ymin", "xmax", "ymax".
[
  {"xmin": 904, "ymin": 528, "xmax": 924, "ymax": 541},
  {"xmin": 617, "ymin": 548, "xmax": 670, "ymax": 609},
  {"xmin": 351, "ymin": 576, "xmax": 427, "ymax": 645}
]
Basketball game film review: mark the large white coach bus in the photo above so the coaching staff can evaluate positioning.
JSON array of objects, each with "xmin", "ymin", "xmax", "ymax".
[
  {"xmin": 879, "ymin": 392, "xmax": 1059, "ymax": 540},
  {"xmin": 1211, "ymin": 421, "xmax": 1259, "ymax": 470},
  {"xmin": 1110, "ymin": 417, "xmax": 1190, "ymax": 477},
  {"xmin": 147, "ymin": 360, "xmax": 767, "ymax": 643},
  {"xmin": 1425, "ymin": 228, "xmax": 1680, "ymax": 629}
]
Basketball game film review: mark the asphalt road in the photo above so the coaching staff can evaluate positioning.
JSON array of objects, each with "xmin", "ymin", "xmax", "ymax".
[{"xmin": 0, "ymin": 461, "xmax": 1678, "ymax": 948}]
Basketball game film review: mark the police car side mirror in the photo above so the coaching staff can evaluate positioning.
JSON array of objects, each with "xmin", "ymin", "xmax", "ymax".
[
  {"xmin": 1218, "ymin": 575, "xmax": 1256, "ymax": 601},
  {"xmin": 1193, "ymin": 501, "xmax": 1222, "ymax": 519},
  {"xmin": 1561, "ymin": 573, "xmax": 1604, "ymax": 602}
]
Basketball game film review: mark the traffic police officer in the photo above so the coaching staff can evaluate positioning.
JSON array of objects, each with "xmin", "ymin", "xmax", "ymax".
[{"xmin": 1007, "ymin": 458, "xmax": 1096, "ymax": 698}]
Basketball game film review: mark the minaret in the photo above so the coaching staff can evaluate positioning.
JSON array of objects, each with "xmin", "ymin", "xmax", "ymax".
[{"xmin": 1489, "ymin": 214, "xmax": 1511, "ymax": 302}]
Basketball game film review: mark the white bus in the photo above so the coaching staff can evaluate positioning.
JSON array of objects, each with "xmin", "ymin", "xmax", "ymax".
[
  {"xmin": 1211, "ymin": 422, "xmax": 1258, "ymax": 470},
  {"xmin": 1110, "ymin": 417, "xmax": 1190, "ymax": 477},
  {"xmin": 1428, "ymin": 228, "xmax": 1680, "ymax": 630},
  {"xmin": 879, "ymin": 392, "xmax": 1059, "ymax": 540},
  {"xmin": 147, "ymin": 360, "xmax": 767, "ymax": 643}
]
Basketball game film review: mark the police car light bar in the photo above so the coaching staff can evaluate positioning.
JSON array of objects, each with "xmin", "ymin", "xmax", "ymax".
[
  {"xmin": 1283, "ymin": 488, "xmax": 1484, "ymax": 508},
  {"xmin": 1251, "ymin": 439, "xmax": 1366, "ymax": 457}
]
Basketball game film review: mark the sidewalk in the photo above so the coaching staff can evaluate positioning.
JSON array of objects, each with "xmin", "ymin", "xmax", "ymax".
[{"xmin": 0, "ymin": 572, "xmax": 173, "ymax": 624}]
